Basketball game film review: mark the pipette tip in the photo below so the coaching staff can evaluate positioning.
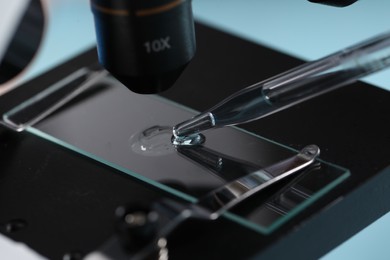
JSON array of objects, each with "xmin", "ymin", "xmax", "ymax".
[{"xmin": 172, "ymin": 112, "xmax": 216, "ymax": 139}]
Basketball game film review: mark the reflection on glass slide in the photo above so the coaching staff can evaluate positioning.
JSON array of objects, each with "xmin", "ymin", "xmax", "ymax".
[{"xmin": 2, "ymin": 68, "xmax": 350, "ymax": 234}]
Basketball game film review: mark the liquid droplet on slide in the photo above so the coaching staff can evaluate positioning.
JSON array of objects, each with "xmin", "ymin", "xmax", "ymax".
[
  {"xmin": 129, "ymin": 126, "xmax": 176, "ymax": 156},
  {"xmin": 171, "ymin": 133, "xmax": 205, "ymax": 146},
  {"xmin": 129, "ymin": 125, "xmax": 205, "ymax": 156}
]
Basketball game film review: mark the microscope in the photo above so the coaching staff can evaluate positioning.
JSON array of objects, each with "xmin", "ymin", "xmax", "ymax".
[
  {"xmin": 3, "ymin": 1, "xmax": 390, "ymax": 260},
  {"xmin": 0, "ymin": 0, "xmax": 358, "ymax": 93},
  {"xmin": 90, "ymin": 0, "xmax": 358, "ymax": 94}
]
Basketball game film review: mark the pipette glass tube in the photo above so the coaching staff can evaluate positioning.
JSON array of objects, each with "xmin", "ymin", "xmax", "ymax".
[{"xmin": 173, "ymin": 31, "xmax": 390, "ymax": 139}]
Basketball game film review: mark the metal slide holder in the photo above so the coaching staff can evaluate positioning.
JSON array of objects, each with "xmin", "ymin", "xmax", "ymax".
[
  {"xmin": 86, "ymin": 145, "xmax": 321, "ymax": 259},
  {"xmin": 1, "ymin": 66, "xmax": 109, "ymax": 132},
  {"xmin": 189, "ymin": 145, "xmax": 320, "ymax": 220}
]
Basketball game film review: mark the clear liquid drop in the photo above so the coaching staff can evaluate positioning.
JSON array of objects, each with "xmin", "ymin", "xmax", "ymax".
[
  {"xmin": 129, "ymin": 125, "xmax": 205, "ymax": 156},
  {"xmin": 171, "ymin": 133, "xmax": 205, "ymax": 146},
  {"xmin": 129, "ymin": 126, "xmax": 176, "ymax": 156}
]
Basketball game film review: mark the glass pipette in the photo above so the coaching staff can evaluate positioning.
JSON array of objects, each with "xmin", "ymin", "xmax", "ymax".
[{"xmin": 173, "ymin": 31, "xmax": 390, "ymax": 140}]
